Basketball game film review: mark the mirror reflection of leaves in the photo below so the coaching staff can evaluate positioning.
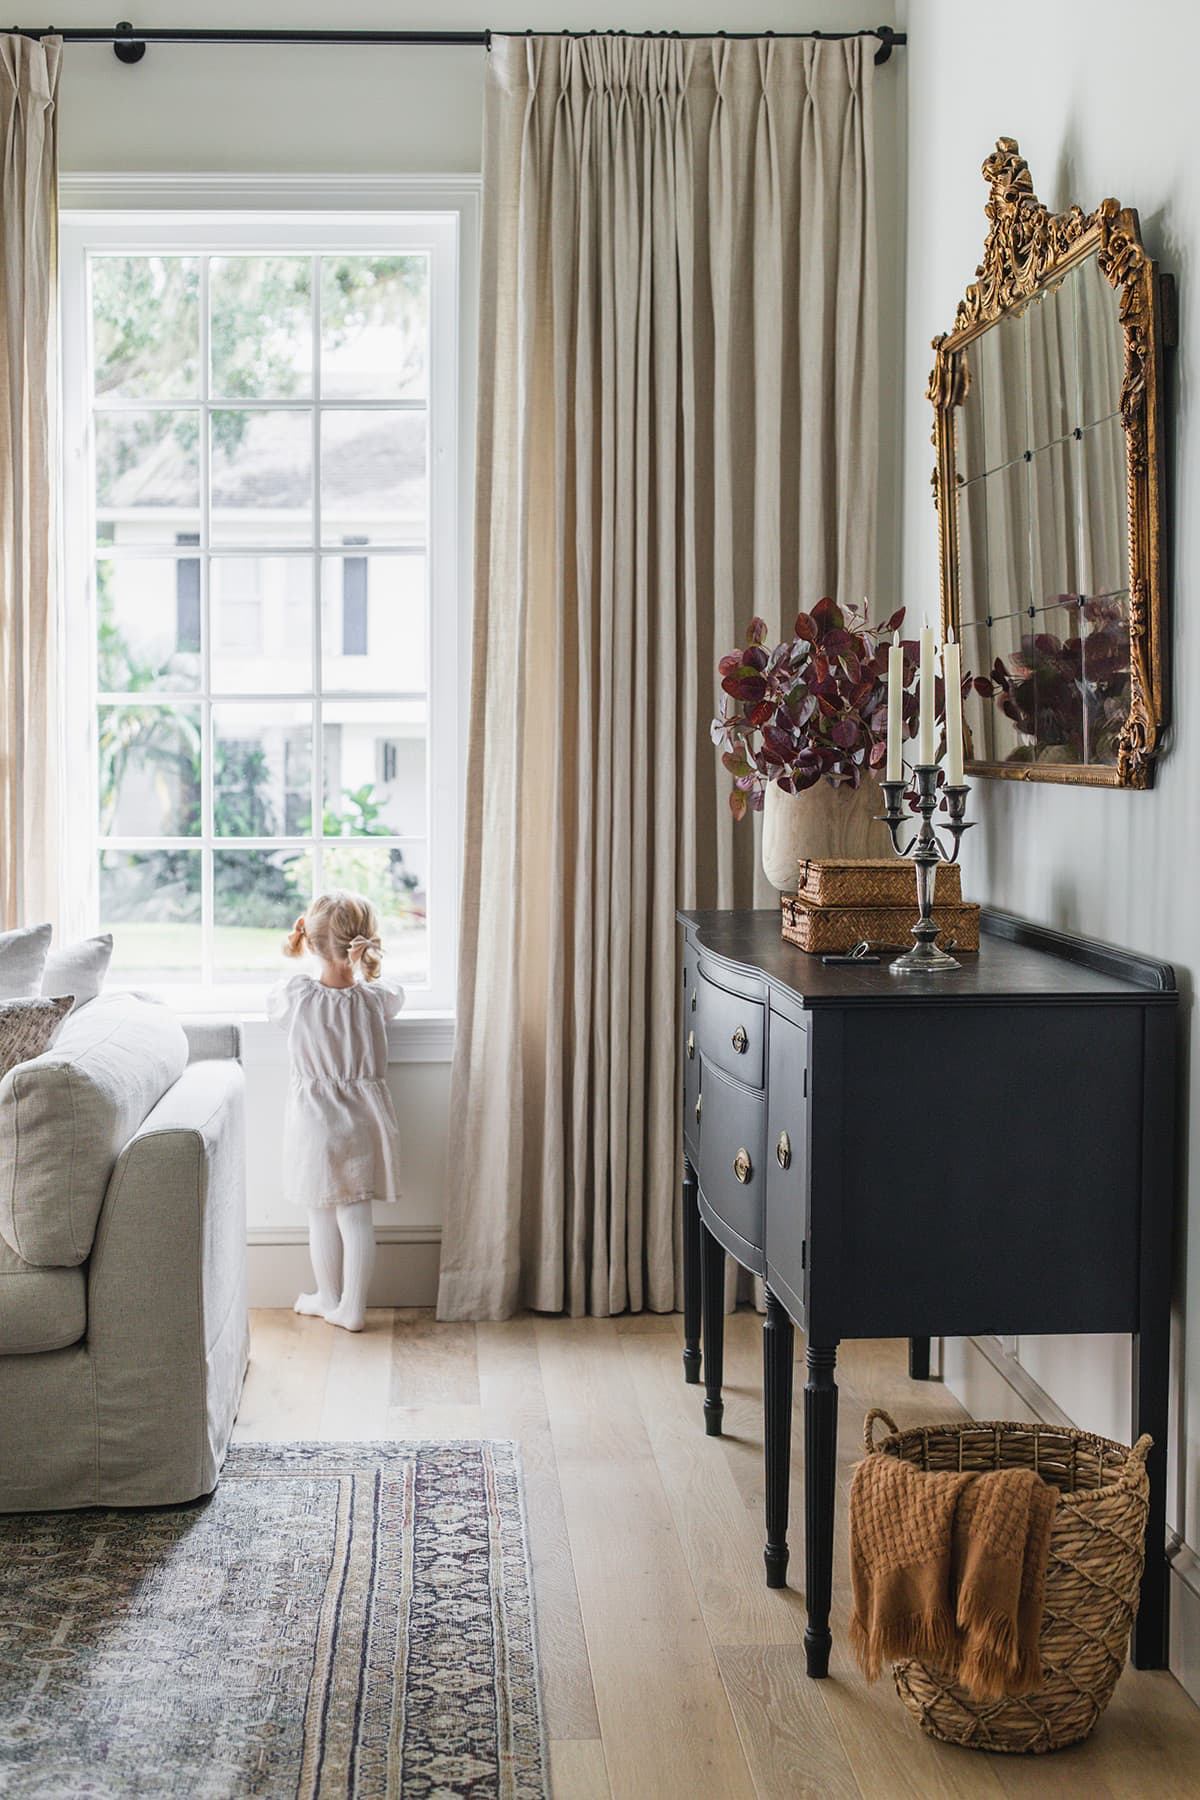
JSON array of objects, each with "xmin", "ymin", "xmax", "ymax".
[{"xmin": 972, "ymin": 595, "xmax": 1131, "ymax": 767}]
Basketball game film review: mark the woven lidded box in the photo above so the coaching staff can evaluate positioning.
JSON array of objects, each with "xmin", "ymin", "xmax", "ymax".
[
  {"xmin": 794, "ymin": 857, "xmax": 962, "ymax": 908},
  {"xmin": 780, "ymin": 892, "xmax": 980, "ymax": 955}
]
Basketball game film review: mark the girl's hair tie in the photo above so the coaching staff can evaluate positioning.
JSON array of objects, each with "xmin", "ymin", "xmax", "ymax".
[
  {"xmin": 283, "ymin": 917, "xmax": 308, "ymax": 959},
  {"xmin": 348, "ymin": 934, "xmax": 382, "ymax": 955}
]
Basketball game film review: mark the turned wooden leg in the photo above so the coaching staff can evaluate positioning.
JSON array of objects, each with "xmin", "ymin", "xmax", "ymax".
[
  {"xmin": 763, "ymin": 1289, "xmax": 794, "ymax": 1588},
  {"xmin": 804, "ymin": 1341, "xmax": 839, "ymax": 1678},
  {"xmin": 908, "ymin": 1336, "xmax": 931, "ymax": 1381},
  {"xmin": 1131, "ymin": 1319, "xmax": 1169, "ymax": 1668},
  {"xmin": 700, "ymin": 1218, "xmax": 725, "ymax": 1437},
  {"xmin": 682, "ymin": 1154, "xmax": 702, "ymax": 1384}
]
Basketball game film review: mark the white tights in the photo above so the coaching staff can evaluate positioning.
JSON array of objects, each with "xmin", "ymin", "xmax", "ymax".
[{"xmin": 294, "ymin": 1201, "xmax": 375, "ymax": 1332}]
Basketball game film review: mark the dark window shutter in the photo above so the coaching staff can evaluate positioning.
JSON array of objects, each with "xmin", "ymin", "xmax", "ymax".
[
  {"xmin": 342, "ymin": 537, "xmax": 368, "ymax": 656},
  {"xmin": 175, "ymin": 533, "xmax": 201, "ymax": 654}
]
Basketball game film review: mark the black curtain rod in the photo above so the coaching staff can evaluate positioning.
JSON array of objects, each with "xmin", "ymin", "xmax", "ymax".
[{"xmin": 2, "ymin": 22, "xmax": 907, "ymax": 66}]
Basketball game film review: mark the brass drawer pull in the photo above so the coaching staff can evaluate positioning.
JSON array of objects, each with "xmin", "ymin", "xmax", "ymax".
[
  {"xmin": 734, "ymin": 1147, "xmax": 753, "ymax": 1185},
  {"xmin": 695, "ymin": 1093, "xmax": 702, "ymax": 1124},
  {"xmin": 776, "ymin": 1130, "xmax": 791, "ymax": 1170},
  {"xmin": 687, "ymin": 1030, "xmax": 695, "ymax": 1060},
  {"xmin": 731, "ymin": 1024, "xmax": 749, "ymax": 1055}
]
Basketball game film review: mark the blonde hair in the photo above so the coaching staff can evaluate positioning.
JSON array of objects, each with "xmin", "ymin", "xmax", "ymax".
[{"xmin": 284, "ymin": 890, "xmax": 383, "ymax": 981}]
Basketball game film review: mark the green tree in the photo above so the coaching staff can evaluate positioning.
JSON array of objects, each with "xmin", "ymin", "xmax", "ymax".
[
  {"xmin": 214, "ymin": 741, "xmax": 277, "ymax": 838},
  {"xmin": 322, "ymin": 782, "xmax": 391, "ymax": 838},
  {"xmin": 92, "ymin": 253, "xmax": 428, "ymax": 485},
  {"xmin": 96, "ymin": 565, "xmax": 201, "ymax": 836},
  {"xmin": 98, "ymin": 703, "xmax": 201, "ymax": 839}
]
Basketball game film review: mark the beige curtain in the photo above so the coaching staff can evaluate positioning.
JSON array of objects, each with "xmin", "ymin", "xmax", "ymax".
[
  {"xmin": 0, "ymin": 35, "xmax": 60, "ymax": 931},
  {"xmin": 437, "ymin": 33, "xmax": 877, "ymax": 1321}
]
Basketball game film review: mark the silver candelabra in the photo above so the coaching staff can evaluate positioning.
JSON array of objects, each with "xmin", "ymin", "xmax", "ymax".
[{"xmin": 878, "ymin": 765, "xmax": 973, "ymax": 974}]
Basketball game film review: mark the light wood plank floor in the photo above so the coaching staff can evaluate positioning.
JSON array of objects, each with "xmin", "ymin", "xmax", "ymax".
[{"xmin": 234, "ymin": 1308, "xmax": 1200, "ymax": 1799}]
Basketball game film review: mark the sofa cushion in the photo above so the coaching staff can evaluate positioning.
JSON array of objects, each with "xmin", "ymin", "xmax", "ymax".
[
  {"xmin": 42, "ymin": 932, "xmax": 114, "ymax": 1011},
  {"xmin": 0, "ymin": 923, "xmax": 52, "ymax": 1000},
  {"xmin": 0, "ymin": 992, "xmax": 188, "ymax": 1268},
  {"xmin": 0, "ymin": 1230, "xmax": 85, "ymax": 1352}
]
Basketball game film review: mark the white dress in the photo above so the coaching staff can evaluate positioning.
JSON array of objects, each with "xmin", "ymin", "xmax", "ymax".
[{"xmin": 267, "ymin": 973, "xmax": 405, "ymax": 1210}]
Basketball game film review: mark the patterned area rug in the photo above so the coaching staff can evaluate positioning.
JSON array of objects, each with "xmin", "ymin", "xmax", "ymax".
[{"xmin": 0, "ymin": 1441, "xmax": 547, "ymax": 1798}]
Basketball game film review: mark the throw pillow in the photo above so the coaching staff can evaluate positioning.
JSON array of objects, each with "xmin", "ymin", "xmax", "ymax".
[
  {"xmin": 0, "ymin": 924, "xmax": 53, "ymax": 1001},
  {"xmin": 42, "ymin": 933, "xmax": 114, "ymax": 1011},
  {"xmin": 0, "ymin": 996, "xmax": 74, "ymax": 1079}
]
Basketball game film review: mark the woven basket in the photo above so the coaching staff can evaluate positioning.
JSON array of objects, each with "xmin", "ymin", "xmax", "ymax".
[
  {"xmin": 862, "ymin": 1408, "xmax": 1151, "ymax": 1755},
  {"xmin": 780, "ymin": 895, "xmax": 980, "ymax": 954}
]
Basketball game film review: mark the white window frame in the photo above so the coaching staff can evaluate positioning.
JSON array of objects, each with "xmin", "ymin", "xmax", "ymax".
[{"xmin": 59, "ymin": 185, "xmax": 478, "ymax": 1024}]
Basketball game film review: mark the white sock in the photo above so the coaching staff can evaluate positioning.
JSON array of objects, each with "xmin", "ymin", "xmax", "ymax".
[
  {"xmin": 295, "ymin": 1207, "xmax": 342, "ymax": 1317},
  {"xmin": 325, "ymin": 1201, "xmax": 375, "ymax": 1331}
]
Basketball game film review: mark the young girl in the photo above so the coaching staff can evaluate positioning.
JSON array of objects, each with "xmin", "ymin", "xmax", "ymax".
[{"xmin": 268, "ymin": 890, "xmax": 404, "ymax": 1331}]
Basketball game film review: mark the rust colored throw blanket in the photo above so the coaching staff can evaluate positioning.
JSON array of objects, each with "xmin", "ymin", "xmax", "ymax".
[{"xmin": 849, "ymin": 1453, "xmax": 1059, "ymax": 1698}]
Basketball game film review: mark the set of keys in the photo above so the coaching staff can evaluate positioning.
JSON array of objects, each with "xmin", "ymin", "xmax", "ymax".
[{"xmin": 820, "ymin": 941, "xmax": 881, "ymax": 966}]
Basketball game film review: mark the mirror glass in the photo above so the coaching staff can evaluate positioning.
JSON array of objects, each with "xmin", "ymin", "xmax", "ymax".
[{"xmin": 952, "ymin": 247, "xmax": 1131, "ymax": 772}]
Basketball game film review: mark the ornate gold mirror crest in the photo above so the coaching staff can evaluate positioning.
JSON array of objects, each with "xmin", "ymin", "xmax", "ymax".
[{"xmin": 930, "ymin": 138, "xmax": 1174, "ymax": 787}]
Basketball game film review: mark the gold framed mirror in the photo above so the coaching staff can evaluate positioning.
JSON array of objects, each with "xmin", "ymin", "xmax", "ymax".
[{"xmin": 930, "ymin": 138, "xmax": 1174, "ymax": 788}]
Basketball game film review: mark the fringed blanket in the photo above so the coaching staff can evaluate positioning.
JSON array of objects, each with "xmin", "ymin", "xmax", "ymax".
[{"xmin": 849, "ymin": 1450, "xmax": 1059, "ymax": 1698}]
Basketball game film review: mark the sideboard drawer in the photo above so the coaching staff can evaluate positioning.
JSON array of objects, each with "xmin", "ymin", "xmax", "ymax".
[
  {"xmin": 698, "ymin": 1061, "xmax": 766, "ymax": 1265},
  {"xmin": 696, "ymin": 969, "xmax": 765, "ymax": 1090}
]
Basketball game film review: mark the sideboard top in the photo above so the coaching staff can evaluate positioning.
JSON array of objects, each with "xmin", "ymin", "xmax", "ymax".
[{"xmin": 677, "ymin": 908, "xmax": 1176, "ymax": 1009}]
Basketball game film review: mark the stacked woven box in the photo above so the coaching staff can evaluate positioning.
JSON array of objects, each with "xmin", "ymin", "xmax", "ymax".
[{"xmin": 780, "ymin": 858, "xmax": 979, "ymax": 954}]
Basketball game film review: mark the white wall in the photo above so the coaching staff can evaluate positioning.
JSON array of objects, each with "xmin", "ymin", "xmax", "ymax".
[
  {"xmin": 900, "ymin": 0, "xmax": 1199, "ymax": 1559},
  {"xmin": 53, "ymin": 0, "xmax": 906, "ymax": 1302},
  {"xmin": 51, "ymin": 1, "xmax": 900, "ymax": 172}
]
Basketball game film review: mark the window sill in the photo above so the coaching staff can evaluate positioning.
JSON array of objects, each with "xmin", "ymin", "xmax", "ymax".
[
  {"xmin": 237, "ymin": 1010, "xmax": 456, "ymax": 1066},
  {"xmin": 110, "ymin": 980, "xmax": 456, "ymax": 1065}
]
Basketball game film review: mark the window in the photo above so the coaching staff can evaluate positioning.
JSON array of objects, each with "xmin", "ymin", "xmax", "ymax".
[{"xmin": 60, "ymin": 210, "xmax": 468, "ymax": 1011}]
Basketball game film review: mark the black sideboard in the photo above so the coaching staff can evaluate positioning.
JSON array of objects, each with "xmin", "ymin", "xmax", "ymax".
[{"xmin": 678, "ymin": 906, "xmax": 1177, "ymax": 1679}]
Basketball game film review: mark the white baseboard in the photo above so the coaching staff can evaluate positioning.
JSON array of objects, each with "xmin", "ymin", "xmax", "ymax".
[
  {"xmin": 941, "ymin": 1332, "xmax": 1074, "ymax": 1429},
  {"xmin": 246, "ymin": 1232, "xmax": 441, "ymax": 1308},
  {"xmin": 1169, "ymin": 1539, "xmax": 1200, "ymax": 1712},
  {"xmin": 943, "ymin": 1336, "xmax": 1200, "ymax": 1711}
]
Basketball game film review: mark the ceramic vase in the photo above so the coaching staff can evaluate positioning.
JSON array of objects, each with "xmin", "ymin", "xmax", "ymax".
[{"xmin": 760, "ymin": 773, "xmax": 892, "ymax": 892}]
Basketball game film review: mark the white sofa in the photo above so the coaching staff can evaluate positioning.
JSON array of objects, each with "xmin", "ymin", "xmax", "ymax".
[{"xmin": 0, "ymin": 994, "xmax": 248, "ymax": 1510}]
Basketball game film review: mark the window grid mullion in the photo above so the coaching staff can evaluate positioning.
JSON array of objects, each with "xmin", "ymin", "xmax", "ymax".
[
  {"xmin": 101, "ymin": 835, "xmax": 426, "ymax": 851},
  {"xmin": 311, "ymin": 251, "xmax": 324, "ymax": 894},
  {"xmin": 90, "ymin": 396, "xmax": 426, "ymax": 414},
  {"xmin": 94, "ymin": 542, "xmax": 425, "ymax": 562},
  {"xmin": 199, "ymin": 253, "xmax": 215, "ymax": 984},
  {"xmin": 95, "ymin": 690, "xmax": 427, "ymax": 706},
  {"xmin": 85, "ymin": 256, "xmax": 102, "ymax": 932}
]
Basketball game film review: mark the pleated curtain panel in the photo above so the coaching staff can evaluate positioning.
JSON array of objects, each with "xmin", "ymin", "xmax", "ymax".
[
  {"xmin": 0, "ymin": 35, "xmax": 60, "ymax": 931},
  {"xmin": 438, "ymin": 31, "xmax": 879, "ymax": 1320}
]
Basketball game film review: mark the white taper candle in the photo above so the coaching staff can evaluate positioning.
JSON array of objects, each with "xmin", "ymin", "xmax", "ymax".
[
  {"xmin": 918, "ymin": 627, "xmax": 936, "ymax": 765},
  {"xmin": 944, "ymin": 628, "xmax": 964, "ymax": 785},
  {"xmin": 886, "ymin": 630, "xmax": 904, "ymax": 782}
]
